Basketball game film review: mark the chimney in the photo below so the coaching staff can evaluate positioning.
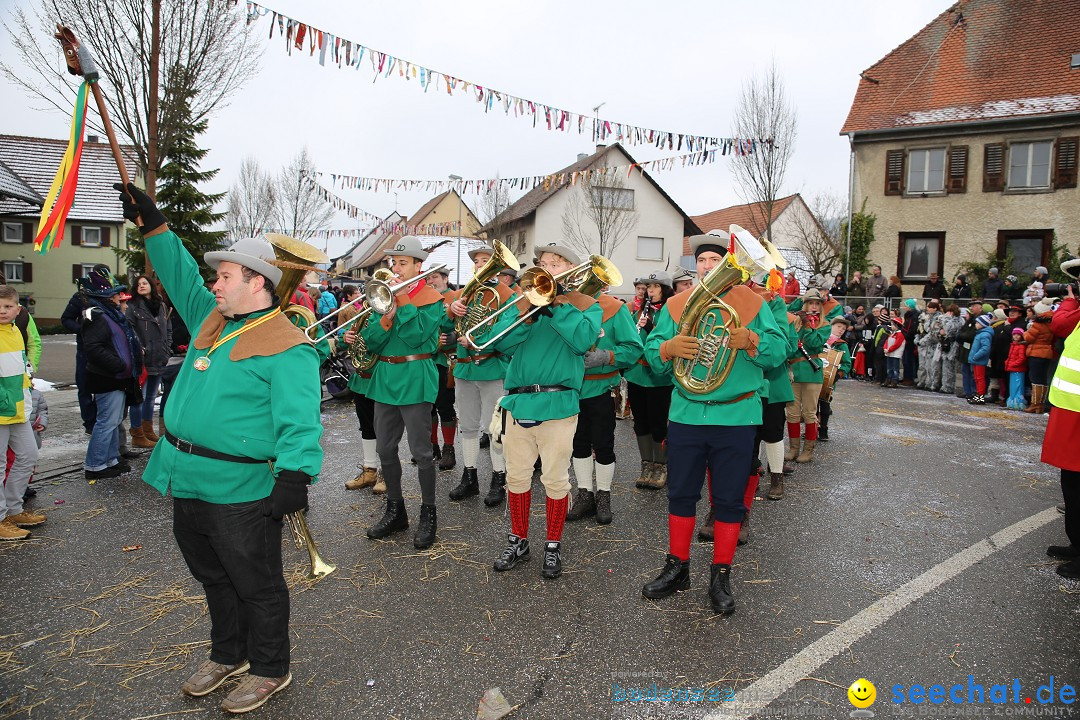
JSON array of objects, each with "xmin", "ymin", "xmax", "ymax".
[
  {"xmin": 577, "ymin": 153, "xmax": 588, "ymax": 161},
  {"xmin": 595, "ymin": 143, "xmax": 607, "ymax": 153},
  {"xmin": 86, "ymin": 134, "xmax": 99, "ymax": 143}
]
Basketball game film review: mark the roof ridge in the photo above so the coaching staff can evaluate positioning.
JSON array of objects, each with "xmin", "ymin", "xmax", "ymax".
[{"xmin": 859, "ymin": 1, "xmax": 961, "ymax": 78}]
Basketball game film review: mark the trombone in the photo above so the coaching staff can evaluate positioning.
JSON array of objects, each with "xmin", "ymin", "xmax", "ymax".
[
  {"xmin": 306, "ymin": 265, "xmax": 448, "ymax": 344},
  {"xmin": 464, "ymin": 255, "xmax": 620, "ymax": 352}
]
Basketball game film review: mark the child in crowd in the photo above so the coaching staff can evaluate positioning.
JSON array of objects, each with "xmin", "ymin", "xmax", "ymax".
[
  {"xmin": 871, "ymin": 306, "xmax": 890, "ymax": 385},
  {"xmin": 883, "ymin": 313, "xmax": 906, "ymax": 388},
  {"xmin": 967, "ymin": 313, "xmax": 995, "ymax": 405},
  {"xmin": 5, "ymin": 386, "xmax": 47, "ymax": 501},
  {"xmin": 0, "ymin": 285, "xmax": 44, "ymax": 541},
  {"xmin": 1005, "ymin": 328, "xmax": 1029, "ymax": 410}
]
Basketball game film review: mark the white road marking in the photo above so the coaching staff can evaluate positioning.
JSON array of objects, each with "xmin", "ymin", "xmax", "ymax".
[
  {"xmin": 869, "ymin": 411, "xmax": 986, "ymax": 429},
  {"xmin": 705, "ymin": 507, "xmax": 1059, "ymax": 720}
]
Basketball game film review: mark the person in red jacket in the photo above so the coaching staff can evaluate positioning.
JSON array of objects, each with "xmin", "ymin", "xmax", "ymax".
[
  {"xmin": 1023, "ymin": 297, "xmax": 1057, "ymax": 413},
  {"xmin": 1004, "ymin": 327, "xmax": 1029, "ymax": 410},
  {"xmin": 782, "ymin": 271, "xmax": 801, "ymax": 302}
]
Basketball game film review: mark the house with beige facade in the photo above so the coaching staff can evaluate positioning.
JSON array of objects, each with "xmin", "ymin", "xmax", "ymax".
[
  {"xmin": 482, "ymin": 143, "xmax": 701, "ymax": 299},
  {"xmin": 0, "ymin": 134, "xmax": 138, "ymax": 325},
  {"xmin": 841, "ymin": 0, "xmax": 1079, "ymax": 294}
]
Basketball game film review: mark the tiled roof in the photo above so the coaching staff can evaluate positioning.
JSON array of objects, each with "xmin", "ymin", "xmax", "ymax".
[
  {"xmin": 0, "ymin": 134, "xmax": 138, "ymax": 222},
  {"xmin": 349, "ymin": 190, "xmax": 479, "ymax": 269},
  {"xmin": 487, "ymin": 143, "xmax": 701, "ymax": 237},
  {"xmin": 0, "ymin": 159, "xmax": 41, "ymax": 207},
  {"xmin": 683, "ymin": 194, "xmax": 798, "ymax": 255},
  {"xmin": 842, "ymin": 0, "xmax": 1080, "ymax": 134}
]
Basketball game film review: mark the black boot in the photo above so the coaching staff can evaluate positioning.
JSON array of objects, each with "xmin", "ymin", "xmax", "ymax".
[
  {"xmin": 565, "ymin": 489, "xmax": 595, "ymax": 521},
  {"xmin": 818, "ymin": 425, "xmax": 829, "ymax": 441},
  {"xmin": 439, "ymin": 443, "xmax": 456, "ymax": 471},
  {"xmin": 449, "ymin": 467, "xmax": 479, "ymax": 501},
  {"xmin": 541, "ymin": 541, "xmax": 562, "ymax": 579},
  {"xmin": 493, "ymin": 534, "xmax": 530, "ymax": 571},
  {"xmin": 367, "ymin": 499, "xmax": 409, "ymax": 539},
  {"xmin": 413, "ymin": 504, "xmax": 437, "ymax": 549},
  {"xmin": 431, "ymin": 442, "xmax": 442, "ymax": 460},
  {"xmin": 1056, "ymin": 559, "xmax": 1080, "ymax": 580},
  {"xmin": 641, "ymin": 554, "xmax": 690, "ymax": 599},
  {"xmin": 1047, "ymin": 545, "xmax": 1080, "ymax": 559},
  {"xmin": 594, "ymin": 490, "xmax": 612, "ymax": 525},
  {"xmin": 479, "ymin": 432, "xmax": 490, "ymax": 449},
  {"xmin": 709, "ymin": 563, "xmax": 736, "ymax": 616},
  {"xmin": 483, "ymin": 471, "xmax": 506, "ymax": 507}
]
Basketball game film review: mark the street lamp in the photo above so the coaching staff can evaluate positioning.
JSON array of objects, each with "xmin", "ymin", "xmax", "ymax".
[{"xmin": 449, "ymin": 174, "xmax": 463, "ymax": 287}]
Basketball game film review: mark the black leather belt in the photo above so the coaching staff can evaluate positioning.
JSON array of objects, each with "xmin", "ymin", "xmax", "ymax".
[
  {"xmin": 164, "ymin": 431, "xmax": 266, "ymax": 464},
  {"xmin": 508, "ymin": 384, "xmax": 571, "ymax": 395}
]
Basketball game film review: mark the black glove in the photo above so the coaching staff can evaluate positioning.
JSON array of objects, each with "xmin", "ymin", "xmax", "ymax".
[
  {"xmin": 264, "ymin": 470, "xmax": 309, "ymax": 521},
  {"xmin": 536, "ymin": 305, "xmax": 554, "ymax": 319},
  {"xmin": 112, "ymin": 182, "xmax": 168, "ymax": 234}
]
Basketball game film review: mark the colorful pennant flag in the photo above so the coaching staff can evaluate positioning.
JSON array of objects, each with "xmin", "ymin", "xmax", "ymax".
[{"xmin": 34, "ymin": 81, "xmax": 90, "ymax": 252}]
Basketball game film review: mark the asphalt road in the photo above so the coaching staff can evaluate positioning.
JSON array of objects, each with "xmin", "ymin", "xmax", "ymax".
[{"xmin": 0, "ymin": 380, "xmax": 1075, "ymax": 720}]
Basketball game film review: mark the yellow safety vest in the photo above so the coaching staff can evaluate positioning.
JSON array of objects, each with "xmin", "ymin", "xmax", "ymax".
[{"xmin": 1049, "ymin": 320, "xmax": 1080, "ymax": 413}]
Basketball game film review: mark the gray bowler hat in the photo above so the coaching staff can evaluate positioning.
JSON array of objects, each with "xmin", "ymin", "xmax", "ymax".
[
  {"xmin": 384, "ymin": 235, "xmax": 429, "ymax": 261},
  {"xmin": 533, "ymin": 242, "xmax": 581, "ymax": 266},
  {"xmin": 467, "ymin": 244, "xmax": 495, "ymax": 261},
  {"xmin": 498, "ymin": 266, "xmax": 518, "ymax": 280},
  {"xmin": 643, "ymin": 270, "xmax": 673, "ymax": 288},
  {"xmin": 688, "ymin": 234, "xmax": 729, "ymax": 258},
  {"xmin": 205, "ymin": 236, "xmax": 283, "ymax": 286}
]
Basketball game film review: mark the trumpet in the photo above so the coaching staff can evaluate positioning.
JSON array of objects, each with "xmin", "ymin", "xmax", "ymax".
[
  {"xmin": 464, "ymin": 255, "xmax": 621, "ymax": 352},
  {"xmin": 286, "ymin": 511, "xmax": 336, "ymax": 580},
  {"xmin": 306, "ymin": 265, "xmax": 448, "ymax": 345}
]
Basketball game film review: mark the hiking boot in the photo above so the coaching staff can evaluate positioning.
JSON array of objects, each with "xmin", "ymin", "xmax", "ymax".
[
  {"xmin": 6, "ymin": 511, "xmax": 46, "ymax": 528},
  {"xmin": 738, "ymin": 514, "xmax": 750, "ymax": 546},
  {"xmin": 0, "ymin": 520, "xmax": 30, "ymax": 541},
  {"xmin": 784, "ymin": 437, "xmax": 800, "ymax": 462},
  {"xmin": 438, "ymin": 443, "xmax": 456, "ymax": 471},
  {"xmin": 541, "ymin": 541, "xmax": 563, "ymax": 579},
  {"xmin": 493, "ymin": 534, "xmax": 530, "ymax": 572},
  {"xmin": 818, "ymin": 425, "xmax": 829, "ymax": 441},
  {"xmin": 345, "ymin": 467, "xmax": 378, "ymax": 490},
  {"xmin": 1056, "ymin": 560, "xmax": 1080, "ymax": 581},
  {"xmin": 483, "ymin": 471, "xmax": 506, "ymax": 507},
  {"xmin": 1047, "ymin": 545, "xmax": 1080, "ymax": 559},
  {"xmin": 130, "ymin": 426, "xmax": 156, "ymax": 448},
  {"xmin": 366, "ymin": 499, "xmax": 408, "ymax": 540},
  {"xmin": 449, "ymin": 467, "xmax": 479, "ymax": 501},
  {"xmin": 565, "ymin": 489, "xmax": 595, "ymax": 521},
  {"xmin": 413, "ymin": 504, "xmax": 437, "ymax": 550},
  {"xmin": 708, "ymin": 563, "xmax": 736, "ymax": 616},
  {"xmin": 767, "ymin": 471, "xmax": 784, "ymax": 500},
  {"xmin": 795, "ymin": 440, "xmax": 816, "ymax": 463},
  {"xmin": 634, "ymin": 435, "xmax": 652, "ymax": 488},
  {"xmin": 85, "ymin": 466, "xmax": 122, "ymax": 480},
  {"xmin": 220, "ymin": 672, "xmax": 292, "ymax": 714},
  {"xmin": 140, "ymin": 420, "xmax": 160, "ymax": 443},
  {"xmin": 634, "ymin": 461, "xmax": 653, "ymax": 489},
  {"xmin": 372, "ymin": 470, "xmax": 386, "ymax": 495},
  {"xmin": 650, "ymin": 462, "xmax": 668, "ymax": 489},
  {"xmin": 642, "ymin": 554, "xmax": 690, "ymax": 599},
  {"xmin": 181, "ymin": 659, "xmax": 250, "ymax": 697},
  {"xmin": 594, "ymin": 490, "xmax": 612, "ymax": 525}
]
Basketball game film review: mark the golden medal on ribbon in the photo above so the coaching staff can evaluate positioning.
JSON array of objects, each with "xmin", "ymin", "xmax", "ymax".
[{"xmin": 193, "ymin": 356, "xmax": 211, "ymax": 371}]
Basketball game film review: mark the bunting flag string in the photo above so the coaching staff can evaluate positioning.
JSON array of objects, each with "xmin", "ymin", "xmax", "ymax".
[
  {"xmin": 304, "ymin": 175, "xmax": 462, "ymax": 237},
  {"xmin": 233, "ymin": 0, "xmax": 767, "ymax": 154},
  {"xmin": 34, "ymin": 81, "xmax": 90, "ymax": 252}
]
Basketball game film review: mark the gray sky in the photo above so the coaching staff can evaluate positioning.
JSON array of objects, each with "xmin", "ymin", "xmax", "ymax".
[{"xmin": 1, "ymin": 0, "xmax": 951, "ymax": 257}]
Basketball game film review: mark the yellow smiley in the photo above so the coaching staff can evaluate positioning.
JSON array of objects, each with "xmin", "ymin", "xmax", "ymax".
[{"xmin": 848, "ymin": 678, "xmax": 876, "ymax": 709}]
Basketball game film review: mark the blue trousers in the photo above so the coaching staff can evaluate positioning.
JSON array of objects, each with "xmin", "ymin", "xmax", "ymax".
[
  {"xmin": 961, "ymin": 363, "xmax": 975, "ymax": 397},
  {"xmin": 666, "ymin": 422, "xmax": 756, "ymax": 523},
  {"xmin": 129, "ymin": 374, "xmax": 160, "ymax": 427}
]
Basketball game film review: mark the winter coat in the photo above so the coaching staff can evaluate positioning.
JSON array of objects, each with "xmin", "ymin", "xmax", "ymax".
[
  {"xmin": 989, "ymin": 322, "xmax": 1014, "ymax": 378},
  {"xmin": 783, "ymin": 278, "xmax": 801, "ymax": 299},
  {"xmin": 983, "ymin": 277, "xmax": 1005, "ymax": 300},
  {"xmin": 917, "ymin": 311, "xmax": 942, "ymax": 351},
  {"xmin": 1005, "ymin": 341, "xmax": 1028, "ymax": 373},
  {"xmin": 126, "ymin": 296, "xmax": 171, "ymax": 374},
  {"xmin": 884, "ymin": 283, "xmax": 902, "ymax": 300},
  {"xmin": 1024, "ymin": 313, "xmax": 1056, "ymax": 359},
  {"xmin": 922, "ymin": 280, "xmax": 948, "ymax": 300},
  {"xmin": 1000, "ymin": 282, "xmax": 1022, "ymax": 301},
  {"xmin": 968, "ymin": 325, "xmax": 994, "ymax": 366},
  {"xmin": 884, "ymin": 328, "xmax": 906, "ymax": 358},
  {"xmin": 830, "ymin": 280, "xmax": 848, "ymax": 297},
  {"xmin": 79, "ymin": 302, "xmax": 143, "ymax": 395},
  {"xmin": 848, "ymin": 280, "xmax": 866, "ymax": 298},
  {"xmin": 949, "ymin": 282, "xmax": 972, "ymax": 300},
  {"xmin": 61, "ymin": 292, "xmax": 91, "ymax": 349},
  {"xmin": 939, "ymin": 314, "xmax": 965, "ymax": 360},
  {"xmin": 957, "ymin": 316, "xmax": 979, "ymax": 363},
  {"xmin": 317, "ymin": 290, "xmax": 339, "ymax": 317},
  {"xmin": 865, "ymin": 274, "xmax": 888, "ymax": 298}
]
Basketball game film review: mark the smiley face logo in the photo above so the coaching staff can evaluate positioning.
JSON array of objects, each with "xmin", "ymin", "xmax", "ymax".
[{"xmin": 848, "ymin": 679, "xmax": 876, "ymax": 709}]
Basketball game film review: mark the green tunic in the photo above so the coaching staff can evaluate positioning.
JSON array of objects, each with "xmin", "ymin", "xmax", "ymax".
[
  {"xmin": 451, "ymin": 283, "xmax": 516, "ymax": 383},
  {"xmin": 623, "ymin": 302, "xmax": 673, "ymax": 388},
  {"xmin": 789, "ymin": 321, "xmax": 830, "ymax": 383},
  {"xmin": 493, "ymin": 294, "xmax": 602, "ymax": 421},
  {"xmin": 434, "ymin": 287, "xmax": 455, "ymax": 368},
  {"xmin": 359, "ymin": 283, "xmax": 444, "ymax": 405},
  {"xmin": 644, "ymin": 285, "xmax": 785, "ymax": 427},
  {"xmin": 763, "ymin": 295, "xmax": 797, "ymax": 404},
  {"xmin": 580, "ymin": 295, "xmax": 643, "ymax": 400},
  {"xmin": 142, "ymin": 229, "xmax": 324, "ymax": 504}
]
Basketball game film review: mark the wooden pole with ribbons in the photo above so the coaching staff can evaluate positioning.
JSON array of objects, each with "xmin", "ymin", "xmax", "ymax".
[{"xmin": 53, "ymin": 25, "xmax": 152, "ymax": 276}]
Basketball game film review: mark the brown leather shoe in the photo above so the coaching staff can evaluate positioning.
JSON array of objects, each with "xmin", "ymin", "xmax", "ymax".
[
  {"xmin": 130, "ymin": 426, "xmax": 156, "ymax": 448},
  {"xmin": 344, "ymin": 467, "xmax": 378, "ymax": 490},
  {"xmin": 6, "ymin": 510, "xmax": 46, "ymax": 528},
  {"xmin": 0, "ymin": 519, "xmax": 30, "ymax": 541},
  {"xmin": 182, "ymin": 659, "xmax": 250, "ymax": 697},
  {"xmin": 141, "ymin": 420, "xmax": 160, "ymax": 442},
  {"xmin": 220, "ymin": 672, "xmax": 292, "ymax": 713}
]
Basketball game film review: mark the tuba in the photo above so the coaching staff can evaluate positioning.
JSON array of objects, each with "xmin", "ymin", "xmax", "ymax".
[
  {"xmin": 672, "ymin": 228, "xmax": 773, "ymax": 394},
  {"xmin": 455, "ymin": 239, "xmax": 519, "ymax": 337},
  {"xmin": 267, "ymin": 233, "xmax": 327, "ymax": 330}
]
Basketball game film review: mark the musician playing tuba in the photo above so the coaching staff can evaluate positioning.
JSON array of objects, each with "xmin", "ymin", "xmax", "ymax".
[
  {"xmin": 640, "ymin": 233, "xmax": 785, "ymax": 618},
  {"xmin": 113, "ymin": 184, "xmax": 322, "ymax": 713}
]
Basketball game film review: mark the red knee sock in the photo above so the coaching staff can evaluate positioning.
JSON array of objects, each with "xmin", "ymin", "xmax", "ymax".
[
  {"xmin": 713, "ymin": 521, "xmax": 741, "ymax": 565},
  {"xmin": 430, "ymin": 419, "xmax": 439, "ymax": 445},
  {"xmin": 668, "ymin": 514, "xmax": 696, "ymax": 561},
  {"xmin": 805, "ymin": 423, "xmax": 818, "ymax": 442},
  {"xmin": 441, "ymin": 421, "xmax": 456, "ymax": 445},
  {"xmin": 787, "ymin": 422, "xmax": 802, "ymax": 441},
  {"xmin": 743, "ymin": 474, "xmax": 759, "ymax": 512},
  {"xmin": 508, "ymin": 490, "xmax": 531, "ymax": 539},
  {"xmin": 546, "ymin": 494, "xmax": 569, "ymax": 542}
]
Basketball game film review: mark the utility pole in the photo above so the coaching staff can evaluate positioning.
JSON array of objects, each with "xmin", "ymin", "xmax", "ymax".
[{"xmin": 449, "ymin": 174, "xmax": 463, "ymax": 287}]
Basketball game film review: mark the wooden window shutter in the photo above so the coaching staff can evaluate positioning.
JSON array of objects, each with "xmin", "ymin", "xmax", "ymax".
[
  {"xmin": 947, "ymin": 146, "xmax": 968, "ymax": 193},
  {"xmin": 72, "ymin": 264, "xmax": 82, "ymax": 282},
  {"xmin": 22, "ymin": 222, "xmax": 33, "ymax": 243},
  {"xmin": 884, "ymin": 150, "xmax": 905, "ymax": 195},
  {"xmin": 101, "ymin": 227, "xmax": 111, "ymax": 247},
  {"xmin": 983, "ymin": 143, "xmax": 1005, "ymax": 192},
  {"xmin": 70, "ymin": 225, "xmax": 82, "ymax": 246},
  {"xmin": 1054, "ymin": 136, "xmax": 1078, "ymax": 189},
  {"xmin": 21, "ymin": 263, "xmax": 32, "ymax": 283}
]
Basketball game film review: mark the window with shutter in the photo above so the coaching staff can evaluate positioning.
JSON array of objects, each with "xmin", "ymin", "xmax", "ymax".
[
  {"xmin": 983, "ymin": 144, "xmax": 1005, "ymax": 192},
  {"xmin": 885, "ymin": 150, "xmax": 905, "ymax": 195},
  {"xmin": 72, "ymin": 264, "xmax": 82, "ymax": 282},
  {"xmin": 101, "ymin": 227, "xmax": 111, "ymax": 247},
  {"xmin": 947, "ymin": 146, "xmax": 968, "ymax": 193},
  {"xmin": 1054, "ymin": 136, "xmax": 1078, "ymax": 189},
  {"xmin": 2, "ymin": 222, "xmax": 22, "ymax": 243},
  {"xmin": 70, "ymin": 225, "xmax": 82, "ymax": 246}
]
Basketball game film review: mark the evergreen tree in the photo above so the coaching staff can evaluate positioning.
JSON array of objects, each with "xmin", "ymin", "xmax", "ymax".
[{"xmin": 117, "ymin": 77, "xmax": 225, "ymax": 281}]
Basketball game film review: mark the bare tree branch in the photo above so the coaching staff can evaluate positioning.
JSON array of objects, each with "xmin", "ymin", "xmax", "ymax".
[
  {"xmin": 561, "ymin": 166, "xmax": 638, "ymax": 258},
  {"xmin": 790, "ymin": 192, "xmax": 845, "ymax": 278},
  {"xmin": 275, "ymin": 148, "xmax": 335, "ymax": 241},
  {"xmin": 225, "ymin": 156, "xmax": 277, "ymax": 241}
]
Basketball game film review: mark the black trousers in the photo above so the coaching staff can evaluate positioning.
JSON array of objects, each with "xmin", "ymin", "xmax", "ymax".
[
  {"xmin": 1063, "ymin": 469, "xmax": 1080, "ymax": 547},
  {"xmin": 353, "ymin": 391, "xmax": 376, "ymax": 440},
  {"xmin": 431, "ymin": 364, "xmax": 457, "ymax": 423},
  {"xmin": 626, "ymin": 382, "xmax": 671, "ymax": 443},
  {"xmin": 818, "ymin": 399, "xmax": 832, "ymax": 429},
  {"xmin": 173, "ymin": 498, "xmax": 289, "ymax": 677},
  {"xmin": 667, "ymin": 422, "xmax": 756, "ymax": 522},
  {"xmin": 572, "ymin": 392, "xmax": 617, "ymax": 464}
]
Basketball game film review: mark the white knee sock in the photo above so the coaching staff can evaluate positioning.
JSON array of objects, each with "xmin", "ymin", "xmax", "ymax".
[
  {"xmin": 765, "ymin": 441, "xmax": 785, "ymax": 473},
  {"xmin": 572, "ymin": 456, "xmax": 595, "ymax": 492},
  {"xmin": 490, "ymin": 442, "xmax": 505, "ymax": 472},
  {"xmin": 463, "ymin": 435, "xmax": 480, "ymax": 468},
  {"xmin": 362, "ymin": 438, "xmax": 379, "ymax": 469},
  {"xmin": 594, "ymin": 461, "xmax": 615, "ymax": 492}
]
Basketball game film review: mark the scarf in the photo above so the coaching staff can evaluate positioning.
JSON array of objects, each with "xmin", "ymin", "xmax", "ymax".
[{"xmin": 87, "ymin": 296, "xmax": 144, "ymax": 380}]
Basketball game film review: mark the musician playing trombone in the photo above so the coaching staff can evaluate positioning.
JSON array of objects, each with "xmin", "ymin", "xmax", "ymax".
[
  {"xmin": 113, "ymin": 184, "xmax": 323, "ymax": 713},
  {"xmin": 340, "ymin": 285, "xmax": 384, "ymax": 494}
]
